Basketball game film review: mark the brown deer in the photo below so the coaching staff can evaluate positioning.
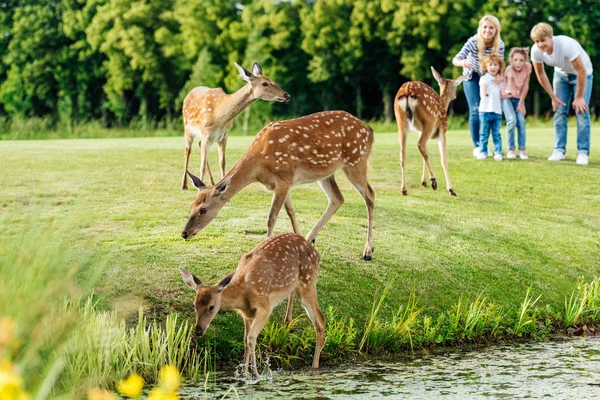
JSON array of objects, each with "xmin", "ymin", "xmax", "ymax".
[
  {"xmin": 394, "ymin": 67, "xmax": 465, "ymax": 196},
  {"xmin": 179, "ymin": 233, "xmax": 326, "ymax": 379},
  {"xmin": 181, "ymin": 110, "xmax": 375, "ymax": 261},
  {"xmin": 181, "ymin": 62, "xmax": 289, "ymax": 189}
]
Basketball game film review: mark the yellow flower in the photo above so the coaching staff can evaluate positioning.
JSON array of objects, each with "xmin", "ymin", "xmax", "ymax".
[
  {"xmin": 117, "ymin": 374, "xmax": 144, "ymax": 398},
  {"xmin": 148, "ymin": 387, "xmax": 178, "ymax": 400},
  {"xmin": 0, "ymin": 360, "xmax": 30, "ymax": 400},
  {"xmin": 158, "ymin": 365, "xmax": 181, "ymax": 393},
  {"xmin": 87, "ymin": 388, "xmax": 119, "ymax": 400}
]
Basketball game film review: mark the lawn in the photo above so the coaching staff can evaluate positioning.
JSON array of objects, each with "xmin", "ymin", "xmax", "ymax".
[{"xmin": 1, "ymin": 125, "xmax": 599, "ymax": 349}]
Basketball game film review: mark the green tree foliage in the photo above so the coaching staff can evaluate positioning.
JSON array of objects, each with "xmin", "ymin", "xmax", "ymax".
[{"xmin": 0, "ymin": 0, "xmax": 597, "ymax": 127}]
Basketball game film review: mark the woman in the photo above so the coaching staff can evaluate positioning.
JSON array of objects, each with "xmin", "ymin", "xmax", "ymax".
[{"xmin": 453, "ymin": 15, "xmax": 505, "ymax": 157}]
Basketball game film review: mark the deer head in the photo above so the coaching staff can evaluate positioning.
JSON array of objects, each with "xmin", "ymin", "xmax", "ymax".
[
  {"xmin": 179, "ymin": 266, "xmax": 233, "ymax": 335},
  {"xmin": 234, "ymin": 62, "xmax": 290, "ymax": 103},
  {"xmin": 181, "ymin": 171, "xmax": 233, "ymax": 240},
  {"xmin": 431, "ymin": 66, "xmax": 466, "ymax": 104}
]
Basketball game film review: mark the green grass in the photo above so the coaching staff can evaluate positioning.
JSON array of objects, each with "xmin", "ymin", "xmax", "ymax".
[{"xmin": 1, "ymin": 125, "xmax": 599, "ymax": 358}]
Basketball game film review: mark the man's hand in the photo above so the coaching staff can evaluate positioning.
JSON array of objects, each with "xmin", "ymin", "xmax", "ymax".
[
  {"xmin": 572, "ymin": 97, "xmax": 588, "ymax": 114},
  {"xmin": 517, "ymin": 101, "xmax": 527, "ymax": 116},
  {"xmin": 551, "ymin": 94, "xmax": 566, "ymax": 112}
]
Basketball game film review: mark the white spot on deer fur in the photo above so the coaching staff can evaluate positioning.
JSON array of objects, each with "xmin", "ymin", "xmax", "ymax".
[
  {"xmin": 275, "ymin": 152, "xmax": 282, "ymax": 156},
  {"xmin": 304, "ymin": 145, "xmax": 310, "ymax": 149},
  {"xmin": 268, "ymin": 140, "xmax": 274, "ymax": 144},
  {"xmin": 299, "ymin": 147, "xmax": 305, "ymax": 152}
]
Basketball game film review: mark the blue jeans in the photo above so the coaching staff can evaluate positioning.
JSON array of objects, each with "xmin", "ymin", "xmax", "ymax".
[
  {"xmin": 479, "ymin": 112, "xmax": 503, "ymax": 155},
  {"xmin": 553, "ymin": 71, "xmax": 593, "ymax": 155},
  {"xmin": 502, "ymin": 98, "xmax": 526, "ymax": 151},
  {"xmin": 463, "ymin": 74, "xmax": 481, "ymax": 148}
]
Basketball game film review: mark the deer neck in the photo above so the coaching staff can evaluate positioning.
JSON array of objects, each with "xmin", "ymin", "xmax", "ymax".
[
  {"xmin": 220, "ymin": 280, "xmax": 248, "ymax": 311},
  {"xmin": 218, "ymin": 153, "xmax": 260, "ymax": 203},
  {"xmin": 217, "ymin": 84, "xmax": 256, "ymax": 122}
]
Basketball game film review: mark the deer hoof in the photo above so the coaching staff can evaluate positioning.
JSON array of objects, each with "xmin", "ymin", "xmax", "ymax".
[
  {"xmin": 402, "ymin": 189, "xmax": 408, "ymax": 196},
  {"xmin": 449, "ymin": 189, "xmax": 457, "ymax": 196},
  {"xmin": 311, "ymin": 239, "xmax": 316, "ymax": 245},
  {"xmin": 363, "ymin": 255, "xmax": 372, "ymax": 261},
  {"xmin": 422, "ymin": 181, "xmax": 427, "ymax": 187},
  {"xmin": 431, "ymin": 180, "xmax": 438, "ymax": 190}
]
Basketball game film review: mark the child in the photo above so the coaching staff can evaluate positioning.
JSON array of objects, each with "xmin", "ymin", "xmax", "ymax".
[
  {"xmin": 502, "ymin": 47, "xmax": 532, "ymax": 159},
  {"xmin": 477, "ymin": 54, "xmax": 505, "ymax": 161}
]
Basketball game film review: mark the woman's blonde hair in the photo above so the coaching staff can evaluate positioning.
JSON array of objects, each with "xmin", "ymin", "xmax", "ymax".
[
  {"xmin": 481, "ymin": 54, "xmax": 505, "ymax": 74},
  {"xmin": 477, "ymin": 15, "xmax": 502, "ymax": 63},
  {"xmin": 530, "ymin": 23, "xmax": 553, "ymax": 41},
  {"xmin": 509, "ymin": 47, "xmax": 530, "ymax": 63}
]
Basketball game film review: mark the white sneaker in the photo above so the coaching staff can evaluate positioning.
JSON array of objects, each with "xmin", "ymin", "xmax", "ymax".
[
  {"xmin": 473, "ymin": 148, "xmax": 481, "ymax": 158},
  {"xmin": 576, "ymin": 154, "xmax": 589, "ymax": 165},
  {"xmin": 507, "ymin": 150, "xmax": 517, "ymax": 159},
  {"xmin": 476, "ymin": 152, "xmax": 487, "ymax": 160},
  {"xmin": 519, "ymin": 151, "xmax": 529, "ymax": 160},
  {"xmin": 494, "ymin": 153, "xmax": 503, "ymax": 161},
  {"xmin": 548, "ymin": 150, "xmax": 565, "ymax": 161}
]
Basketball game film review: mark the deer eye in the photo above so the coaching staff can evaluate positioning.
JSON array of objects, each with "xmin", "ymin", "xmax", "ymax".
[
  {"xmin": 200, "ymin": 208, "xmax": 207, "ymax": 214},
  {"xmin": 209, "ymin": 305, "xmax": 215, "ymax": 311},
  {"xmin": 262, "ymin": 82, "xmax": 268, "ymax": 87}
]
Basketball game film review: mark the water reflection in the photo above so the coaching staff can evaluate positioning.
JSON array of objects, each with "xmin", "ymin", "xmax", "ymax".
[{"xmin": 181, "ymin": 338, "xmax": 600, "ymax": 399}]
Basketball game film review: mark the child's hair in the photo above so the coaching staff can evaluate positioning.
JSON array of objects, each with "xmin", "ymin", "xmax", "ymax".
[
  {"xmin": 481, "ymin": 54, "xmax": 505, "ymax": 74},
  {"xmin": 530, "ymin": 23, "xmax": 553, "ymax": 41},
  {"xmin": 508, "ymin": 47, "xmax": 530, "ymax": 63},
  {"xmin": 477, "ymin": 15, "xmax": 502, "ymax": 63}
]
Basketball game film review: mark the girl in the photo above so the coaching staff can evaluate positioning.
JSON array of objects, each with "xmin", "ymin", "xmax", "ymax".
[
  {"xmin": 452, "ymin": 15, "xmax": 505, "ymax": 158},
  {"xmin": 478, "ymin": 55, "xmax": 505, "ymax": 161},
  {"xmin": 502, "ymin": 47, "xmax": 532, "ymax": 159}
]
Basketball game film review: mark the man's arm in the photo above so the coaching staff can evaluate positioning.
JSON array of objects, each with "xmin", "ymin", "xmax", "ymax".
[
  {"xmin": 571, "ymin": 56, "xmax": 589, "ymax": 114},
  {"xmin": 532, "ymin": 61, "xmax": 566, "ymax": 112}
]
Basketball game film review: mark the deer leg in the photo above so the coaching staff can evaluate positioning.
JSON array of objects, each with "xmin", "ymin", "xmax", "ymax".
[
  {"xmin": 182, "ymin": 129, "xmax": 193, "ymax": 190},
  {"xmin": 217, "ymin": 135, "xmax": 228, "ymax": 179},
  {"xmin": 298, "ymin": 283, "xmax": 326, "ymax": 369},
  {"xmin": 417, "ymin": 129, "xmax": 437, "ymax": 191},
  {"xmin": 284, "ymin": 292, "xmax": 294, "ymax": 325},
  {"xmin": 246, "ymin": 308, "xmax": 270, "ymax": 380},
  {"xmin": 242, "ymin": 316, "xmax": 252, "ymax": 375},
  {"xmin": 421, "ymin": 159, "xmax": 427, "ymax": 187},
  {"xmin": 267, "ymin": 184, "xmax": 291, "ymax": 237},
  {"xmin": 397, "ymin": 111, "xmax": 409, "ymax": 195},
  {"xmin": 306, "ymin": 176, "xmax": 344, "ymax": 244},
  {"xmin": 283, "ymin": 192, "xmax": 300, "ymax": 234},
  {"xmin": 343, "ymin": 165, "xmax": 375, "ymax": 261},
  {"xmin": 438, "ymin": 132, "xmax": 456, "ymax": 196},
  {"xmin": 199, "ymin": 138, "xmax": 215, "ymax": 186}
]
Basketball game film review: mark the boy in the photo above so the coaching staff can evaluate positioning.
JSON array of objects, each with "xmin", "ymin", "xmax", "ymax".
[{"xmin": 530, "ymin": 23, "xmax": 593, "ymax": 165}]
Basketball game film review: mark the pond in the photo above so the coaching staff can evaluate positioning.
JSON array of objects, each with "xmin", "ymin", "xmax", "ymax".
[{"xmin": 181, "ymin": 337, "xmax": 600, "ymax": 399}]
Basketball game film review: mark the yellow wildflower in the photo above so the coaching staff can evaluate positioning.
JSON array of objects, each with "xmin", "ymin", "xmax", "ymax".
[
  {"xmin": 117, "ymin": 373, "xmax": 144, "ymax": 398},
  {"xmin": 158, "ymin": 365, "xmax": 181, "ymax": 393},
  {"xmin": 87, "ymin": 388, "xmax": 119, "ymax": 400},
  {"xmin": 0, "ymin": 360, "xmax": 30, "ymax": 400},
  {"xmin": 148, "ymin": 387, "xmax": 178, "ymax": 400}
]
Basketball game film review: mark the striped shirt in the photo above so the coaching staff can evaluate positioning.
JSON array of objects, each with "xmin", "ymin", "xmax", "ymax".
[{"xmin": 453, "ymin": 35, "xmax": 505, "ymax": 80}]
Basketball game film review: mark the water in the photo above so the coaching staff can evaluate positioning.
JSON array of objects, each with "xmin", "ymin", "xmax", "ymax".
[{"xmin": 182, "ymin": 338, "xmax": 600, "ymax": 399}]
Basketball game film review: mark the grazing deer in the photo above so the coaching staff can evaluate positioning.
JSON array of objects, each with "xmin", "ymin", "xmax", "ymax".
[
  {"xmin": 181, "ymin": 110, "xmax": 375, "ymax": 260},
  {"xmin": 179, "ymin": 233, "xmax": 326, "ymax": 379},
  {"xmin": 394, "ymin": 67, "xmax": 465, "ymax": 196},
  {"xmin": 181, "ymin": 62, "xmax": 289, "ymax": 189}
]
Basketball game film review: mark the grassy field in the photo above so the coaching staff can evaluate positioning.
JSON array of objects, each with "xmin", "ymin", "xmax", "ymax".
[{"xmin": 1, "ymin": 125, "xmax": 599, "ymax": 352}]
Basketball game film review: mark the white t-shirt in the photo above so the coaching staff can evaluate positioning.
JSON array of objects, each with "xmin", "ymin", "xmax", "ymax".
[
  {"xmin": 479, "ymin": 74, "xmax": 503, "ymax": 114},
  {"xmin": 531, "ymin": 36, "xmax": 593, "ymax": 75}
]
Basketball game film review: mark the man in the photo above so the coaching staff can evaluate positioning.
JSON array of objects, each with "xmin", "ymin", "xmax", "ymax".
[{"xmin": 530, "ymin": 23, "xmax": 593, "ymax": 165}]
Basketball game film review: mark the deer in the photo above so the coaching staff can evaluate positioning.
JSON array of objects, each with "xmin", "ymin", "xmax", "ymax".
[
  {"xmin": 181, "ymin": 61, "xmax": 289, "ymax": 190},
  {"xmin": 179, "ymin": 232, "xmax": 326, "ymax": 379},
  {"xmin": 180, "ymin": 110, "xmax": 375, "ymax": 261},
  {"xmin": 394, "ymin": 67, "xmax": 465, "ymax": 196}
]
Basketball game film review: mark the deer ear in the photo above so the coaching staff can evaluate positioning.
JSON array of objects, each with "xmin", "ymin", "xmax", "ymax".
[
  {"xmin": 180, "ymin": 267, "xmax": 201, "ymax": 291},
  {"xmin": 187, "ymin": 170, "xmax": 207, "ymax": 190},
  {"xmin": 217, "ymin": 273, "xmax": 234, "ymax": 292},
  {"xmin": 453, "ymin": 75, "xmax": 466, "ymax": 87},
  {"xmin": 431, "ymin": 67, "xmax": 444, "ymax": 87},
  {"xmin": 234, "ymin": 62, "xmax": 252, "ymax": 82},
  {"xmin": 252, "ymin": 62, "xmax": 263, "ymax": 76},
  {"xmin": 213, "ymin": 174, "xmax": 233, "ymax": 197}
]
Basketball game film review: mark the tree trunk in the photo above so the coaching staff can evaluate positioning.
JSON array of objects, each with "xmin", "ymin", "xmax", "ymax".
[
  {"xmin": 383, "ymin": 89, "xmax": 394, "ymax": 121},
  {"xmin": 355, "ymin": 84, "xmax": 362, "ymax": 119},
  {"xmin": 243, "ymin": 107, "xmax": 250, "ymax": 135},
  {"xmin": 534, "ymin": 89, "xmax": 540, "ymax": 118}
]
